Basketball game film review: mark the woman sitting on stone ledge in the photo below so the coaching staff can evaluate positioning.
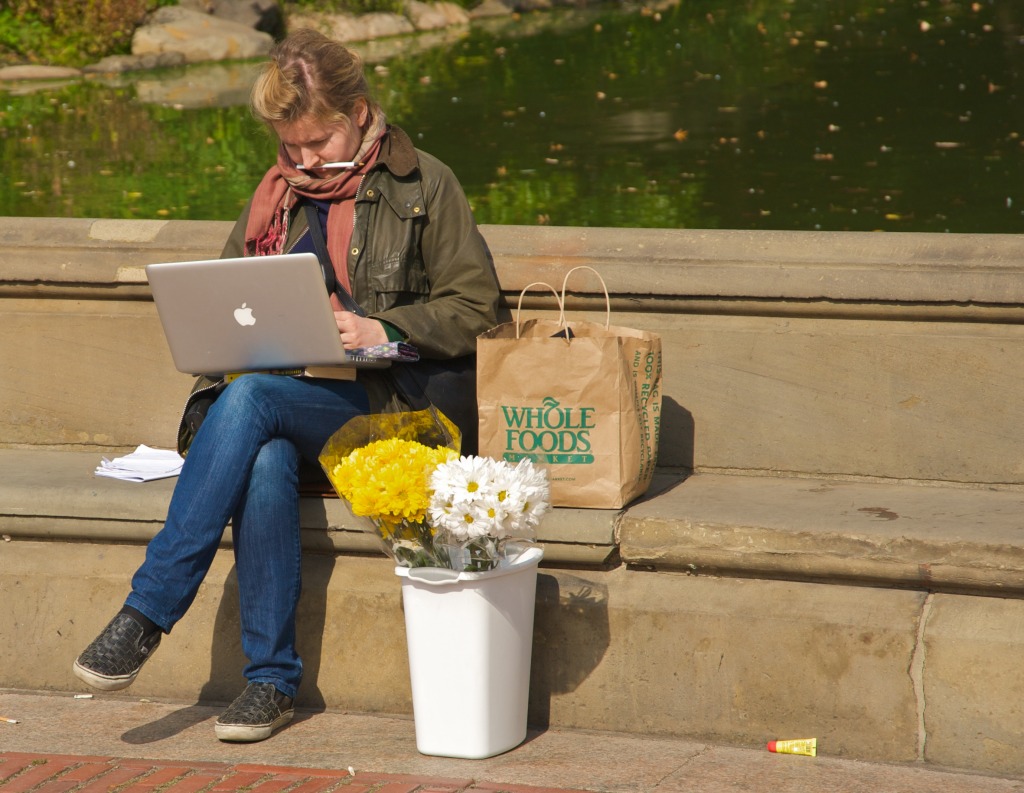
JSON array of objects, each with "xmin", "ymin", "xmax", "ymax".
[{"xmin": 71, "ymin": 27, "xmax": 500, "ymax": 743}]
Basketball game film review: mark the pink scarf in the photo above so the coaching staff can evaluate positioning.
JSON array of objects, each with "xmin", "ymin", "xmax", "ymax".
[{"xmin": 244, "ymin": 120, "xmax": 385, "ymax": 295}]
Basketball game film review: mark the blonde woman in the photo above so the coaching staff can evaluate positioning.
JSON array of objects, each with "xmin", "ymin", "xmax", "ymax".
[{"xmin": 73, "ymin": 28, "xmax": 499, "ymax": 743}]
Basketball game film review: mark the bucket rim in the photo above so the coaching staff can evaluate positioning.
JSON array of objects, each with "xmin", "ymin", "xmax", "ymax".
[{"xmin": 395, "ymin": 542, "xmax": 544, "ymax": 586}]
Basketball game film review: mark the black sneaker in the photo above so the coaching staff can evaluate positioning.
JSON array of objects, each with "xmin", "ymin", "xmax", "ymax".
[
  {"xmin": 72, "ymin": 612, "xmax": 161, "ymax": 691},
  {"xmin": 215, "ymin": 682, "xmax": 294, "ymax": 742}
]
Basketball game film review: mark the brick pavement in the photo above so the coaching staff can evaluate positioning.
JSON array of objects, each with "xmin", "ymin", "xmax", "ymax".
[{"xmin": 0, "ymin": 753, "xmax": 588, "ymax": 793}]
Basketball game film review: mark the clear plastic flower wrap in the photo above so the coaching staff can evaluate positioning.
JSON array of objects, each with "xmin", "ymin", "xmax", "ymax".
[
  {"xmin": 319, "ymin": 407, "xmax": 549, "ymax": 571},
  {"xmin": 319, "ymin": 408, "xmax": 460, "ymax": 568}
]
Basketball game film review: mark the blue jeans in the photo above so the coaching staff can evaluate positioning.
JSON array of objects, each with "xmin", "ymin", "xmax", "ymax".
[{"xmin": 125, "ymin": 373, "xmax": 369, "ymax": 698}]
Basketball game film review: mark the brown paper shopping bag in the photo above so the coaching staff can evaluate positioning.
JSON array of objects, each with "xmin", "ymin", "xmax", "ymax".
[{"xmin": 477, "ymin": 267, "xmax": 662, "ymax": 509}]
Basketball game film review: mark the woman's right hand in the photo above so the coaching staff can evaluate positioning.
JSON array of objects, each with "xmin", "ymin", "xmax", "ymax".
[{"xmin": 334, "ymin": 311, "xmax": 388, "ymax": 350}]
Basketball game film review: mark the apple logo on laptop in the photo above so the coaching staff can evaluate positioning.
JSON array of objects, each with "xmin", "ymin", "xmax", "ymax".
[{"xmin": 233, "ymin": 302, "xmax": 256, "ymax": 327}]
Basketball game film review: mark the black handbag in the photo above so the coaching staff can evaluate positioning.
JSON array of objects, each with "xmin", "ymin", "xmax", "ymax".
[{"xmin": 177, "ymin": 375, "xmax": 227, "ymax": 456}]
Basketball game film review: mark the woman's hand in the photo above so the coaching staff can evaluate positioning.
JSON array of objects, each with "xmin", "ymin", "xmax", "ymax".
[{"xmin": 334, "ymin": 311, "xmax": 388, "ymax": 350}]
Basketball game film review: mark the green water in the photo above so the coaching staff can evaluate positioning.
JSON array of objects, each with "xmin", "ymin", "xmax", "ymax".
[{"xmin": 2, "ymin": 0, "xmax": 1022, "ymax": 232}]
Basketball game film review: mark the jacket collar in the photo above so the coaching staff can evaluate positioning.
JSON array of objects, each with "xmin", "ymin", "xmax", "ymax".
[{"xmin": 375, "ymin": 125, "xmax": 418, "ymax": 178}]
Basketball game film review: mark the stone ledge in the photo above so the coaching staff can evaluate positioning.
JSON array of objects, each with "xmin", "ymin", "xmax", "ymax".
[
  {"xmin": 0, "ymin": 449, "xmax": 620, "ymax": 566},
  {"xmin": 6, "ymin": 219, "xmax": 1024, "ymax": 308},
  {"xmin": 7, "ymin": 447, "xmax": 1024, "ymax": 593},
  {"xmin": 621, "ymin": 473, "xmax": 1024, "ymax": 595}
]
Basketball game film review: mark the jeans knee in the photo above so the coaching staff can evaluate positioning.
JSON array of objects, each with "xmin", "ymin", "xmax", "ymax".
[
  {"xmin": 207, "ymin": 374, "xmax": 284, "ymax": 434},
  {"xmin": 218, "ymin": 373, "xmax": 276, "ymax": 410},
  {"xmin": 250, "ymin": 438, "xmax": 300, "ymax": 489}
]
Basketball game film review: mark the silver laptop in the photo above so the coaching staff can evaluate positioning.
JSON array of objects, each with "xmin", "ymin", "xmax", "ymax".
[{"xmin": 146, "ymin": 253, "xmax": 390, "ymax": 376}]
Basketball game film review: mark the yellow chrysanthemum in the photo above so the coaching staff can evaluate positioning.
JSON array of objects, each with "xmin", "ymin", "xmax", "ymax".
[{"xmin": 329, "ymin": 438, "xmax": 455, "ymax": 523}]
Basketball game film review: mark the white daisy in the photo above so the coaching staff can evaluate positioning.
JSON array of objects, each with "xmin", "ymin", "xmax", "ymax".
[{"xmin": 427, "ymin": 454, "xmax": 551, "ymax": 564}]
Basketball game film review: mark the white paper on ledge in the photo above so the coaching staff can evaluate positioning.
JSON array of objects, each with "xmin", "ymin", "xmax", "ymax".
[{"xmin": 95, "ymin": 444, "xmax": 184, "ymax": 482}]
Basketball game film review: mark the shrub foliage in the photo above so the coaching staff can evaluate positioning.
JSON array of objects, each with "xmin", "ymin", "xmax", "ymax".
[{"xmin": 0, "ymin": 0, "xmax": 174, "ymax": 67}]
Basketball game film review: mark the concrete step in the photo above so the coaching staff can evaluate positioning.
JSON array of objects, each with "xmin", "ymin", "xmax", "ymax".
[
  {"xmin": 621, "ymin": 471, "xmax": 1024, "ymax": 593},
  {"xmin": 0, "ymin": 448, "xmax": 621, "ymax": 565},
  {"xmin": 6, "ymin": 448, "xmax": 1024, "ymax": 777}
]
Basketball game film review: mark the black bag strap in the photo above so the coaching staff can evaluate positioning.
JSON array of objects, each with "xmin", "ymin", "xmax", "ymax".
[{"xmin": 303, "ymin": 202, "xmax": 364, "ymax": 317}]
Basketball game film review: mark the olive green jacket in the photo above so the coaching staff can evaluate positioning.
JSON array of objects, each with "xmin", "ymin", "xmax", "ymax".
[
  {"xmin": 221, "ymin": 125, "xmax": 501, "ymax": 360},
  {"xmin": 178, "ymin": 127, "xmax": 500, "ymax": 455}
]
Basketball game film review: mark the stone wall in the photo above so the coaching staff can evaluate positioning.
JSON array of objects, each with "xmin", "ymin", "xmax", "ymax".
[
  {"xmin": 5, "ymin": 218, "xmax": 1024, "ymax": 777},
  {"xmin": 4, "ymin": 217, "xmax": 1024, "ymax": 485}
]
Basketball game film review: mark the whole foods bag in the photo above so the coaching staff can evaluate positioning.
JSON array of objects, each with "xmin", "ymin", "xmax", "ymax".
[{"xmin": 476, "ymin": 267, "xmax": 662, "ymax": 508}]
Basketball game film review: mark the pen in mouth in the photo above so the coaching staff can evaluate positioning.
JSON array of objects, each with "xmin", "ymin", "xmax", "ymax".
[{"xmin": 296, "ymin": 161, "xmax": 358, "ymax": 170}]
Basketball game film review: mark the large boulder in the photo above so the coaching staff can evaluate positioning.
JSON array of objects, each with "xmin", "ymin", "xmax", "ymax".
[
  {"xmin": 178, "ymin": 0, "xmax": 284, "ymax": 36},
  {"xmin": 405, "ymin": 0, "xmax": 470, "ymax": 31},
  {"xmin": 288, "ymin": 12, "xmax": 415, "ymax": 43},
  {"xmin": 436, "ymin": 1, "xmax": 473, "ymax": 25},
  {"xmin": 468, "ymin": 0, "xmax": 514, "ymax": 19},
  {"xmin": 0, "ymin": 64, "xmax": 82, "ymax": 80},
  {"xmin": 358, "ymin": 12, "xmax": 418, "ymax": 39},
  {"xmin": 132, "ymin": 6, "xmax": 273, "ymax": 64},
  {"xmin": 404, "ymin": 1, "xmax": 447, "ymax": 31}
]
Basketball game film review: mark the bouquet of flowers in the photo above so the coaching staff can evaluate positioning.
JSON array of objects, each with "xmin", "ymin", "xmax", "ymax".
[
  {"xmin": 428, "ymin": 454, "xmax": 549, "ymax": 571},
  {"xmin": 320, "ymin": 409, "xmax": 550, "ymax": 571}
]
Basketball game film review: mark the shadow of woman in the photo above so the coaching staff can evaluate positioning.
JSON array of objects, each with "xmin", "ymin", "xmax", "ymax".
[
  {"xmin": 119, "ymin": 696, "xmax": 320, "ymax": 745},
  {"xmin": 120, "ymin": 703, "xmax": 216, "ymax": 745}
]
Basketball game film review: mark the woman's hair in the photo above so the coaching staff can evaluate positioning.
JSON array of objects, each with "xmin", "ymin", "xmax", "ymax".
[{"xmin": 250, "ymin": 28, "xmax": 380, "ymax": 129}]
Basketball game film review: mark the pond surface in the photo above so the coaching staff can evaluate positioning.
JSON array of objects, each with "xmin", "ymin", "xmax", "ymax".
[{"xmin": 2, "ymin": 0, "xmax": 1022, "ymax": 232}]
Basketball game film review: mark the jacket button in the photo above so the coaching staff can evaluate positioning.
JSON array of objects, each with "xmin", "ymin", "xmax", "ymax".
[
  {"xmin": 351, "ymin": 247, "xmax": 359, "ymax": 255},
  {"xmin": 366, "ymin": 189, "xmax": 375, "ymax": 198},
  {"xmin": 413, "ymin": 206, "xmax": 421, "ymax": 213}
]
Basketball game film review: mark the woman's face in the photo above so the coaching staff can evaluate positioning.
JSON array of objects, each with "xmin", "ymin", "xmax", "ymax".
[{"xmin": 273, "ymin": 101, "xmax": 368, "ymax": 174}]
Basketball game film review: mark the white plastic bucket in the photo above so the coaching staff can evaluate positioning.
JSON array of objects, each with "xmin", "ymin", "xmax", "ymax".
[{"xmin": 395, "ymin": 543, "xmax": 544, "ymax": 759}]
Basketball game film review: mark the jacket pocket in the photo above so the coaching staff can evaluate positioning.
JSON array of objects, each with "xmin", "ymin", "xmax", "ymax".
[{"xmin": 369, "ymin": 253, "xmax": 430, "ymax": 311}]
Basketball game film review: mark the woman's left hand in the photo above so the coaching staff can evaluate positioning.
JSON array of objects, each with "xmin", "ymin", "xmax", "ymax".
[{"xmin": 334, "ymin": 311, "xmax": 388, "ymax": 350}]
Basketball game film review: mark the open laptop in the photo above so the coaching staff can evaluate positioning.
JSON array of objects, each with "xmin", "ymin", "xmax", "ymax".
[{"xmin": 146, "ymin": 252, "xmax": 391, "ymax": 376}]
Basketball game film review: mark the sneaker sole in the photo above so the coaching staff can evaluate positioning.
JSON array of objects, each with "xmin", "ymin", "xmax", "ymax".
[
  {"xmin": 215, "ymin": 709, "xmax": 294, "ymax": 743},
  {"xmin": 72, "ymin": 659, "xmax": 140, "ymax": 692}
]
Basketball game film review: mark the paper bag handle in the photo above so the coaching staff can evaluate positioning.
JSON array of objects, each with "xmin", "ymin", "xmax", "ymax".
[
  {"xmin": 560, "ymin": 266, "xmax": 611, "ymax": 330},
  {"xmin": 514, "ymin": 281, "xmax": 565, "ymax": 339}
]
